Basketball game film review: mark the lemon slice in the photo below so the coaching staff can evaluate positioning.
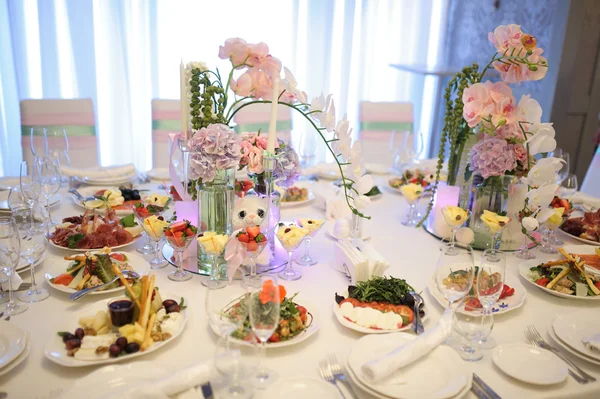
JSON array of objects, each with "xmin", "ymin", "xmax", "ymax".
[{"xmin": 84, "ymin": 199, "xmax": 105, "ymax": 209}]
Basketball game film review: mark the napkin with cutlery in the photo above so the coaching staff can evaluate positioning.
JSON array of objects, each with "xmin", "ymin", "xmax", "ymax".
[
  {"xmin": 334, "ymin": 238, "xmax": 390, "ymax": 283},
  {"xmin": 101, "ymin": 363, "xmax": 211, "ymax": 399},
  {"xmin": 361, "ymin": 307, "xmax": 453, "ymax": 382},
  {"xmin": 1, "ymin": 271, "xmax": 22, "ymax": 291},
  {"xmin": 582, "ymin": 333, "xmax": 600, "ymax": 352},
  {"xmin": 61, "ymin": 164, "xmax": 137, "ymax": 179}
]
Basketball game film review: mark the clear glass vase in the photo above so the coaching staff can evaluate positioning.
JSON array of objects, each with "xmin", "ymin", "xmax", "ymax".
[
  {"xmin": 198, "ymin": 168, "xmax": 234, "ymax": 275},
  {"xmin": 246, "ymin": 173, "xmax": 281, "ymax": 265}
]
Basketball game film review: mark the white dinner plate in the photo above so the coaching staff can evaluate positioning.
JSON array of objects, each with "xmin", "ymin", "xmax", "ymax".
[
  {"xmin": 558, "ymin": 221, "xmax": 600, "ymax": 246},
  {"xmin": 347, "ymin": 334, "xmax": 470, "ymax": 399},
  {"xmin": 44, "ymin": 291, "xmax": 188, "ymax": 367},
  {"xmin": 146, "ymin": 168, "xmax": 171, "ymax": 181},
  {"xmin": 70, "ymin": 186, "xmax": 144, "ymax": 216},
  {"xmin": 16, "ymin": 252, "xmax": 46, "ymax": 273},
  {"xmin": 518, "ymin": 259, "xmax": 600, "ymax": 301},
  {"xmin": 263, "ymin": 376, "xmax": 341, "ymax": 398},
  {"xmin": 427, "ymin": 273, "xmax": 527, "ymax": 315},
  {"xmin": 0, "ymin": 192, "xmax": 61, "ymax": 211},
  {"xmin": 44, "ymin": 252, "xmax": 147, "ymax": 296},
  {"xmin": 493, "ymin": 343, "xmax": 567, "ymax": 385},
  {"xmin": 552, "ymin": 313, "xmax": 600, "ymax": 361},
  {"xmin": 281, "ymin": 191, "xmax": 316, "ymax": 208},
  {"xmin": 0, "ymin": 331, "xmax": 30, "ymax": 377},
  {"xmin": 61, "ymin": 362, "xmax": 169, "ymax": 399},
  {"xmin": 548, "ymin": 322, "xmax": 600, "ymax": 366},
  {"xmin": 49, "ymin": 228, "xmax": 142, "ymax": 252},
  {"xmin": 0, "ymin": 321, "xmax": 28, "ymax": 369},
  {"xmin": 75, "ymin": 173, "xmax": 138, "ymax": 186},
  {"xmin": 325, "ymin": 223, "xmax": 371, "ymax": 241}
]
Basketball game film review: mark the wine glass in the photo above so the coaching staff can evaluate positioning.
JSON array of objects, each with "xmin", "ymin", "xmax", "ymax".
[
  {"xmin": 452, "ymin": 308, "xmax": 483, "ymax": 361},
  {"xmin": 276, "ymin": 222, "xmax": 309, "ymax": 281},
  {"xmin": 539, "ymin": 222, "xmax": 559, "ymax": 254},
  {"xmin": 442, "ymin": 206, "xmax": 471, "ymax": 255},
  {"xmin": 560, "ymin": 173, "xmax": 578, "ymax": 197},
  {"xmin": 199, "ymin": 232, "xmax": 229, "ymax": 289},
  {"xmin": 164, "ymin": 221, "xmax": 197, "ymax": 282},
  {"xmin": 19, "ymin": 161, "xmax": 42, "ymax": 233},
  {"xmin": 403, "ymin": 131, "xmax": 424, "ymax": 165},
  {"xmin": 434, "ymin": 244, "xmax": 475, "ymax": 309},
  {"xmin": 248, "ymin": 275, "xmax": 281, "ymax": 387},
  {"xmin": 299, "ymin": 131, "xmax": 316, "ymax": 169},
  {"xmin": 475, "ymin": 249, "xmax": 506, "ymax": 349},
  {"xmin": 206, "ymin": 281, "xmax": 249, "ymax": 337},
  {"xmin": 390, "ymin": 130, "xmax": 410, "ymax": 173},
  {"xmin": 214, "ymin": 327, "xmax": 259, "ymax": 399},
  {"xmin": 236, "ymin": 228, "xmax": 268, "ymax": 289},
  {"xmin": 549, "ymin": 149, "xmax": 569, "ymax": 185},
  {"xmin": 0, "ymin": 217, "xmax": 26, "ymax": 316},
  {"xmin": 400, "ymin": 184, "xmax": 424, "ymax": 226},
  {"xmin": 294, "ymin": 218, "xmax": 325, "ymax": 266},
  {"xmin": 38, "ymin": 157, "xmax": 62, "ymax": 231},
  {"xmin": 29, "ymin": 127, "xmax": 47, "ymax": 160},
  {"xmin": 45, "ymin": 128, "xmax": 70, "ymax": 167},
  {"xmin": 132, "ymin": 204, "xmax": 169, "ymax": 268},
  {"xmin": 16, "ymin": 223, "xmax": 49, "ymax": 303}
]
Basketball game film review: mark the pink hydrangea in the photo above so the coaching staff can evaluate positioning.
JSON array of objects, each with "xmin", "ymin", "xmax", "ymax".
[
  {"xmin": 188, "ymin": 124, "xmax": 241, "ymax": 182},
  {"xmin": 495, "ymin": 123, "xmax": 522, "ymax": 142},
  {"xmin": 470, "ymin": 137, "xmax": 517, "ymax": 179}
]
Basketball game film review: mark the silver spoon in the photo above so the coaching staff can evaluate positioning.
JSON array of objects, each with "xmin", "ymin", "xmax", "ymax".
[{"xmin": 69, "ymin": 270, "xmax": 140, "ymax": 301}]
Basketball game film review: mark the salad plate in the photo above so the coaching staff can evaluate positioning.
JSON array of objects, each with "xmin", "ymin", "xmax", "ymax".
[
  {"xmin": 0, "ymin": 331, "xmax": 30, "ymax": 377},
  {"xmin": 552, "ymin": 313, "xmax": 600, "ymax": 361},
  {"xmin": 548, "ymin": 322, "xmax": 600, "ymax": 366},
  {"xmin": 492, "ymin": 343, "xmax": 567, "ymax": 385}
]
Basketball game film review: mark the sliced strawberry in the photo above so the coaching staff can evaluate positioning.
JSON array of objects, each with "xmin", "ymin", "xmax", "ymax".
[
  {"xmin": 109, "ymin": 253, "xmax": 126, "ymax": 262},
  {"xmin": 246, "ymin": 226, "xmax": 260, "ymax": 238},
  {"xmin": 165, "ymin": 229, "xmax": 174, "ymax": 237},
  {"xmin": 171, "ymin": 221, "xmax": 188, "ymax": 232},
  {"xmin": 184, "ymin": 228, "xmax": 195, "ymax": 237},
  {"xmin": 174, "ymin": 231, "xmax": 184, "ymax": 237},
  {"xmin": 246, "ymin": 241, "xmax": 258, "ymax": 251},
  {"xmin": 237, "ymin": 233, "xmax": 250, "ymax": 243}
]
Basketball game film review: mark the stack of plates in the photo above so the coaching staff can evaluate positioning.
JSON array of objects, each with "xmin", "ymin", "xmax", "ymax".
[
  {"xmin": 0, "ymin": 321, "xmax": 31, "ymax": 377},
  {"xmin": 345, "ymin": 334, "xmax": 472, "ymax": 399},
  {"xmin": 76, "ymin": 173, "xmax": 138, "ymax": 186},
  {"xmin": 549, "ymin": 313, "xmax": 600, "ymax": 366}
]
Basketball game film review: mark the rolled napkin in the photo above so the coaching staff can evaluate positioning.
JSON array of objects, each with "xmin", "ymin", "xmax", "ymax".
[
  {"xmin": 1, "ymin": 270, "xmax": 23, "ymax": 291},
  {"xmin": 582, "ymin": 333, "xmax": 600, "ymax": 352},
  {"xmin": 568, "ymin": 192, "xmax": 600, "ymax": 210},
  {"xmin": 101, "ymin": 363, "xmax": 211, "ymax": 399},
  {"xmin": 61, "ymin": 163, "xmax": 137, "ymax": 179},
  {"xmin": 361, "ymin": 307, "xmax": 453, "ymax": 382}
]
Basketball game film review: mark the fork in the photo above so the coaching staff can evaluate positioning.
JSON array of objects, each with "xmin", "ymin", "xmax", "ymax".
[
  {"xmin": 409, "ymin": 291, "xmax": 424, "ymax": 335},
  {"xmin": 525, "ymin": 325, "xmax": 596, "ymax": 384},
  {"xmin": 319, "ymin": 358, "xmax": 346, "ymax": 398},
  {"xmin": 327, "ymin": 354, "xmax": 359, "ymax": 399}
]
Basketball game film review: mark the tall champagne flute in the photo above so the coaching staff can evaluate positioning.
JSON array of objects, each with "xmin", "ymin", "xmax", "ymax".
[
  {"xmin": 30, "ymin": 127, "xmax": 47, "ymax": 160},
  {"xmin": 0, "ymin": 217, "xmax": 26, "ymax": 315},
  {"xmin": 476, "ymin": 250, "xmax": 505, "ymax": 349},
  {"xmin": 248, "ymin": 275, "xmax": 281, "ymax": 387},
  {"xmin": 434, "ymin": 244, "xmax": 475, "ymax": 309},
  {"xmin": 38, "ymin": 157, "xmax": 62, "ymax": 231},
  {"xmin": 17, "ymin": 224, "xmax": 49, "ymax": 303},
  {"xmin": 19, "ymin": 161, "xmax": 41, "ymax": 233},
  {"xmin": 45, "ymin": 128, "xmax": 70, "ymax": 167}
]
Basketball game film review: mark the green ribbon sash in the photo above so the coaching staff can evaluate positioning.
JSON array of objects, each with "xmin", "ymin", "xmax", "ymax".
[
  {"xmin": 234, "ymin": 120, "xmax": 292, "ymax": 134},
  {"xmin": 22, "ymin": 125, "xmax": 96, "ymax": 137},
  {"xmin": 152, "ymin": 120, "xmax": 182, "ymax": 131},
  {"xmin": 359, "ymin": 121, "xmax": 413, "ymax": 132}
]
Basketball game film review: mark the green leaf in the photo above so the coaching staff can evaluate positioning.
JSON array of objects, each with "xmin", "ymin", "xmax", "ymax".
[
  {"xmin": 119, "ymin": 214, "xmax": 136, "ymax": 228},
  {"xmin": 68, "ymin": 234, "xmax": 85, "ymax": 249},
  {"xmin": 57, "ymin": 331, "xmax": 71, "ymax": 337},
  {"xmin": 464, "ymin": 163, "xmax": 473, "ymax": 182}
]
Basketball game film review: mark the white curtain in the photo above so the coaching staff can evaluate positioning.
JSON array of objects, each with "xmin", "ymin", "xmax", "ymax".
[{"xmin": 0, "ymin": 0, "xmax": 448, "ymax": 176}]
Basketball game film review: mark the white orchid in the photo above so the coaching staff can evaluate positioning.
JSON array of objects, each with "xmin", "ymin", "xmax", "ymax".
[
  {"xmin": 333, "ymin": 115, "xmax": 352, "ymax": 161},
  {"xmin": 354, "ymin": 174, "xmax": 374, "ymax": 195},
  {"xmin": 527, "ymin": 157, "xmax": 564, "ymax": 186},
  {"xmin": 309, "ymin": 93, "xmax": 326, "ymax": 121},
  {"xmin": 282, "ymin": 67, "xmax": 307, "ymax": 104},
  {"xmin": 526, "ymin": 183, "xmax": 558, "ymax": 209},
  {"xmin": 526, "ymin": 123, "xmax": 557, "ymax": 155},
  {"xmin": 320, "ymin": 97, "xmax": 336, "ymax": 132},
  {"xmin": 353, "ymin": 195, "xmax": 371, "ymax": 210},
  {"xmin": 348, "ymin": 142, "xmax": 365, "ymax": 180},
  {"xmin": 522, "ymin": 216, "xmax": 539, "ymax": 232},
  {"xmin": 516, "ymin": 95, "xmax": 542, "ymax": 125}
]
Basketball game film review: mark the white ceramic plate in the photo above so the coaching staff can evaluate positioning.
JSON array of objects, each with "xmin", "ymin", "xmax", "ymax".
[
  {"xmin": 44, "ymin": 291, "xmax": 188, "ymax": 367},
  {"xmin": 16, "ymin": 252, "xmax": 46, "ymax": 273},
  {"xmin": 518, "ymin": 259, "xmax": 600, "ymax": 301},
  {"xmin": 332, "ymin": 292, "xmax": 428, "ymax": 334},
  {"xmin": 61, "ymin": 362, "xmax": 168, "ymax": 399},
  {"xmin": 548, "ymin": 322, "xmax": 600, "ymax": 366},
  {"xmin": 263, "ymin": 376, "xmax": 341, "ymax": 398},
  {"xmin": 0, "ymin": 331, "xmax": 30, "ymax": 377},
  {"xmin": 71, "ymin": 186, "xmax": 146, "ymax": 216},
  {"xmin": 281, "ymin": 191, "xmax": 316, "ymax": 208},
  {"xmin": 44, "ymin": 252, "xmax": 147, "ymax": 296},
  {"xmin": 0, "ymin": 321, "xmax": 28, "ymax": 368},
  {"xmin": 0, "ymin": 192, "xmax": 61, "ymax": 211},
  {"xmin": 552, "ymin": 313, "xmax": 600, "ymax": 361},
  {"xmin": 48, "ymin": 228, "xmax": 142, "ymax": 252},
  {"xmin": 348, "ymin": 334, "xmax": 470, "ymax": 399},
  {"xmin": 493, "ymin": 343, "xmax": 567, "ymax": 385},
  {"xmin": 75, "ymin": 173, "xmax": 138, "ymax": 186},
  {"xmin": 427, "ymin": 273, "xmax": 527, "ymax": 315},
  {"xmin": 325, "ymin": 223, "xmax": 371, "ymax": 241},
  {"xmin": 558, "ymin": 223, "xmax": 600, "ymax": 246},
  {"xmin": 146, "ymin": 168, "xmax": 171, "ymax": 181}
]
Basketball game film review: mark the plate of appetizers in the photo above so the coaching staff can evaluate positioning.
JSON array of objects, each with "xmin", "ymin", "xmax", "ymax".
[
  {"xmin": 428, "ymin": 269, "xmax": 526, "ymax": 315},
  {"xmin": 45, "ymin": 248, "xmax": 145, "ymax": 296},
  {"xmin": 386, "ymin": 169, "xmax": 436, "ymax": 195},
  {"xmin": 71, "ymin": 186, "xmax": 157, "ymax": 216},
  {"xmin": 45, "ymin": 275, "xmax": 189, "ymax": 367},
  {"xmin": 49, "ymin": 210, "xmax": 143, "ymax": 252},
  {"xmin": 560, "ymin": 244, "xmax": 600, "ymax": 273},
  {"xmin": 281, "ymin": 186, "xmax": 315, "ymax": 208},
  {"xmin": 333, "ymin": 276, "xmax": 426, "ymax": 334},
  {"xmin": 519, "ymin": 248, "xmax": 600, "ymax": 300},
  {"xmin": 560, "ymin": 209, "xmax": 600, "ymax": 244}
]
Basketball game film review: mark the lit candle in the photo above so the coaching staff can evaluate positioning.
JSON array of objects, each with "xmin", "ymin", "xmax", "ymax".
[
  {"xmin": 180, "ymin": 60, "xmax": 189, "ymax": 139},
  {"xmin": 266, "ymin": 76, "xmax": 280, "ymax": 153}
]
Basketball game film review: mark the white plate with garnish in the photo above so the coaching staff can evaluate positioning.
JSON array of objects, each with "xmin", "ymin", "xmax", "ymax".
[
  {"xmin": 493, "ymin": 343, "xmax": 567, "ymax": 385},
  {"xmin": 281, "ymin": 191, "xmax": 315, "ymax": 208}
]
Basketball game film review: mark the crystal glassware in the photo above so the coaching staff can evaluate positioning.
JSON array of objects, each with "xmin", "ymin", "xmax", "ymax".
[
  {"xmin": 475, "ymin": 249, "xmax": 506, "ymax": 350},
  {"xmin": 164, "ymin": 221, "xmax": 197, "ymax": 282},
  {"xmin": 248, "ymin": 276, "xmax": 281, "ymax": 387},
  {"xmin": 133, "ymin": 204, "xmax": 169, "ymax": 268},
  {"xmin": 199, "ymin": 232, "xmax": 230, "ymax": 289},
  {"xmin": 45, "ymin": 128, "xmax": 70, "ymax": 167},
  {"xmin": 441, "ymin": 206, "xmax": 471, "ymax": 255},
  {"xmin": 0, "ymin": 217, "xmax": 26, "ymax": 316},
  {"xmin": 16, "ymin": 224, "xmax": 49, "ymax": 303},
  {"xmin": 434, "ymin": 244, "xmax": 475, "ymax": 309},
  {"xmin": 29, "ymin": 127, "xmax": 47, "ymax": 160},
  {"xmin": 539, "ymin": 222, "xmax": 559, "ymax": 254},
  {"xmin": 19, "ymin": 161, "xmax": 42, "ymax": 233},
  {"xmin": 515, "ymin": 232, "xmax": 536, "ymax": 260},
  {"xmin": 206, "ymin": 281, "xmax": 249, "ymax": 337},
  {"xmin": 236, "ymin": 227, "xmax": 268, "ymax": 289},
  {"xmin": 214, "ymin": 327, "xmax": 259, "ymax": 399},
  {"xmin": 560, "ymin": 173, "xmax": 578, "ymax": 197},
  {"xmin": 276, "ymin": 222, "xmax": 309, "ymax": 281},
  {"xmin": 452, "ymin": 309, "xmax": 483, "ymax": 361},
  {"xmin": 38, "ymin": 156, "xmax": 62, "ymax": 231},
  {"xmin": 294, "ymin": 218, "xmax": 325, "ymax": 266},
  {"xmin": 400, "ymin": 184, "xmax": 424, "ymax": 226}
]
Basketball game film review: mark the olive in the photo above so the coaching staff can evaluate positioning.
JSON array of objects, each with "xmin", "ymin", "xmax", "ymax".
[
  {"xmin": 75, "ymin": 328, "xmax": 85, "ymax": 340},
  {"xmin": 62, "ymin": 333, "xmax": 76, "ymax": 343},
  {"xmin": 109, "ymin": 344, "xmax": 121, "ymax": 358},
  {"xmin": 116, "ymin": 336, "xmax": 127, "ymax": 350},
  {"xmin": 157, "ymin": 216, "xmax": 164, "ymax": 221},
  {"xmin": 65, "ymin": 338, "xmax": 81, "ymax": 350},
  {"xmin": 162, "ymin": 299, "xmax": 177, "ymax": 309},
  {"xmin": 166, "ymin": 304, "xmax": 180, "ymax": 314},
  {"xmin": 125, "ymin": 342, "xmax": 140, "ymax": 354}
]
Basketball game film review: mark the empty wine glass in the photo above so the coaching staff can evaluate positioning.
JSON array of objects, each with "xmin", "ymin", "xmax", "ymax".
[
  {"xmin": 560, "ymin": 173, "xmax": 578, "ymax": 197},
  {"xmin": 390, "ymin": 130, "xmax": 410, "ymax": 173},
  {"xmin": 38, "ymin": 157, "xmax": 62, "ymax": 231},
  {"xmin": 214, "ymin": 327, "xmax": 259, "ymax": 399},
  {"xmin": 19, "ymin": 161, "xmax": 41, "ymax": 233},
  {"xmin": 248, "ymin": 275, "xmax": 281, "ymax": 387},
  {"xmin": 199, "ymin": 232, "xmax": 229, "ymax": 289},
  {"xmin": 299, "ymin": 131, "xmax": 316, "ymax": 169},
  {"xmin": 276, "ymin": 222, "xmax": 309, "ymax": 281},
  {"xmin": 164, "ymin": 221, "xmax": 197, "ymax": 282},
  {"xmin": 435, "ymin": 244, "xmax": 475, "ymax": 309},
  {"xmin": 45, "ymin": 128, "xmax": 70, "ymax": 167},
  {"xmin": 206, "ymin": 281, "xmax": 249, "ymax": 337},
  {"xmin": 404, "ymin": 131, "xmax": 424, "ymax": 165},
  {"xmin": 475, "ymin": 250, "xmax": 506, "ymax": 349},
  {"xmin": 549, "ymin": 149, "xmax": 569, "ymax": 185},
  {"xmin": 16, "ymin": 224, "xmax": 49, "ymax": 303},
  {"xmin": 294, "ymin": 218, "xmax": 325, "ymax": 266},
  {"xmin": 453, "ymin": 308, "xmax": 483, "ymax": 361},
  {"xmin": 0, "ymin": 217, "xmax": 26, "ymax": 316},
  {"xmin": 29, "ymin": 127, "xmax": 47, "ymax": 160}
]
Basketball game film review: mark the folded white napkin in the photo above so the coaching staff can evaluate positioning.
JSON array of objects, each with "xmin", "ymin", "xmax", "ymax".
[
  {"xmin": 1, "ymin": 270, "xmax": 23, "ymax": 291},
  {"xmin": 353, "ymin": 238, "xmax": 391, "ymax": 278},
  {"xmin": 361, "ymin": 307, "xmax": 453, "ymax": 383},
  {"xmin": 102, "ymin": 363, "xmax": 211, "ymax": 399},
  {"xmin": 582, "ymin": 334, "xmax": 600, "ymax": 352},
  {"xmin": 334, "ymin": 239, "xmax": 390, "ymax": 283},
  {"xmin": 61, "ymin": 163, "xmax": 137, "ymax": 179},
  {"xmin": 568, "ymin": 192, "xmax": 600, "ymax": 210}
]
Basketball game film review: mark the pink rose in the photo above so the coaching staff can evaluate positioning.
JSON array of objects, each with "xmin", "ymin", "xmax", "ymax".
[
  {"xmin": 255, "ymin": 135, "xmax": 269, "ymax": 150},
  {"xmin": 511, "ymin": 144, "xmax": 527, "ymax": 163},
  {"xmin": 231, "ymin": 71, "xmax": 253, "ymax": 97},
  {"xmin": 247, "ymin": 147, "xmax": 264, "ymax": 174},
  {"xmin": 218, "ymin": 38, "xmax": 249, "ymax": 66}
]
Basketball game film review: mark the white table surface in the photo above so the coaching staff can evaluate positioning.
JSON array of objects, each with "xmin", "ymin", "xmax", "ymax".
[{"xmin": 1, "ymin": 178, "xmax": 599, "ymax": 399}]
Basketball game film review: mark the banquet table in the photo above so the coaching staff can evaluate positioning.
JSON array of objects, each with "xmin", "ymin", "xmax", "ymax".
[{"xmin": 1, "ymin": 176, "xmax": 600, "ymax": 399}]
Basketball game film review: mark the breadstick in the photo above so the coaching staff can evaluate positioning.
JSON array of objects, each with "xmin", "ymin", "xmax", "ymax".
[
  {"xmin": 76, "ymin": 274, "xmax": 91, "ymax": 291},
  {"xmin": 139, "ymin": 275, "xmax": 155, "ymax": 328},
  {"xmin": 112, "ymin": 264, "xmax": 141, "ymax": 309},
  {"xmin": 540, "ymin": 259, "xmax": 568, "ymax": 268},
  {"xmin": 140, "ymin": 276, "xmax": 148, "ymax": 313},
  {"xmin": 141, "ymin": 313, "xmax": 156, "ymax": 352}
]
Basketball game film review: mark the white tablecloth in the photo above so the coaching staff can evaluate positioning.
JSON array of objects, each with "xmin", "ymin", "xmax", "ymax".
[{"xmin": 1, "ymin": 178, "xmax": 599, "ymax": 399}]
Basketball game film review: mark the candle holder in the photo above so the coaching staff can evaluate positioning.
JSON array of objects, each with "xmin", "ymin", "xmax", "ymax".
[
  {"xmin": 178, "ymin": 133, "xmax": 191, "ymax": 199},
  {"xmin": 262, "ymin": 152, "xmax": 279, "ymax": 267}
]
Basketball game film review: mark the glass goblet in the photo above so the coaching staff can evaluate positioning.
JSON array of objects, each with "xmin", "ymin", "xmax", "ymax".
[
  {"xmin": 442, "ymin": 207, "xmax": 471, "ymax": 255},
  {"xmin": 453, "ymin": 309, "xmax": 483, "ymax": 361},
  {"xmin": 16, "ymin": 225, "xmax": 49, "ymax": 303},
  {"xmin": 0, "ymin": 217, "xmax": 27, "ymax": 316},
  {"xmin": 206, "ymin": 281, "xmax": 249, "ymax": 338},
  {"xmin": 276, "ymin": 222, "xmax": 309, "ymax": 281},
  {"xmin": 434, "ymin": 244, "xmax": 475, "ymax": 309},
  {"xmin": 19, "ymin": 161, "xmax": 42, "ymax": 234},
  {"xmin": 475, "ymin": 249, "xmax": 506, "ymax": 349},
  {"xmin": 165, "ymin": 221, "xmax": 197, "ymax": 282},
  {"xmin": 199, "ymin": 232, "xmax": 230, "ymax": 290},
  {"xmin": 239, "ymin": 237, "xmax": 268, "ymax": 289},
  {"xmin": 38, "ymin": 156, "xmax": 62, "ymax": 231},
  {"xmin": 400, "ymin": 184, "xmax": 424, "ymax": 226},
  {"xmin": 539, "ymin": 223, "xmax": 558, "ymax": 254},
  {"xmin": 133, "ymin": 206, "xmax": 169, "ymax": 268},
  {"xmin": 133, "ymin": 201, "xmax": 167, "ymax": 256},
  {"xmin": 294, "ymin": 218, "xmax": 325, "ymax": 266},
  {"xmin": 214, "ymin": 327, "xmax": 259, "ymax": 399}
]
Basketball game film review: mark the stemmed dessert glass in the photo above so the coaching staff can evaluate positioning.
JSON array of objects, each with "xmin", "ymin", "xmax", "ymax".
[
  {"xmin": 0, "ymin": 217, "xmax": 26, "ymax": 316},
  {"xmin": 38, "ymin": 156, "xmax": 62, "ymax": 231},
  {"xmin": 248, "ymin": 275, "xmax": 281, "ymax": 388},
  {"xmin": 199, "ymin": 232, "xmax": 229, "ymax": 289},
  {"xmin": 442, "ymin": 207, "xmax": 471, "ymax": 255},
  {"xmin": 515, "ymin": 211, "xmax": 536, "ymax": 260},
  {"xmin": 400, "ymin": 184, "xmax": 424, "ymax": 226},
  {"xmin": 17, "ymin": 220, "xmax": 49, "ymax": 303},
  {"xmin": 132, "ymin": 204, "xmax": 168, "ymax": 268},
  {"xmin": 19, "ymin": 161, "xmax": 42, "ymax": 233},
  {"xmin": 276, "ymin": 222, "xmax": 308, "ymax": 281},
  {"xmin": 237, "ymin": 230, "xmax": 268, "ymax": 289},
  {"xmin": 294, "ymin": 218, "xmax": 325, "ymax": 266},
  {"xmin": 475, "ymin": 249, "xmax": 506, "ymax": 350},
  {"xmin": 164, "ymin": 221, "xmax": 197, "ymax": 282}
]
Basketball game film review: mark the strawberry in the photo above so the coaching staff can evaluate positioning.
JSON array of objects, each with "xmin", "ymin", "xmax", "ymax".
[
  {"xmin": 165, "ymin": 229, "xmax": 174, "ymax": 237},
  {"xmin": 171, "ymin": 221, "xmax": 188, "ymax": 232},
  {"xmin": 559, "ymin": 199, "xmax": 570, "ymax": 212},
  {"xmin": 174, "ymin": 231, "xmax": 184, "ymax": 237},
  {"xmin": 255, "ymin": 233, "xmax": 266, "ymax": 243},
  {"xmin": 246, "ymin": 241, "xmax": 258, "ymax": 251},
  {"xmin": 184, "ymin": 228, "xmax": 195, "ymax": 237},
  {"xmin": 237, "ymin": 233, "xmax": 250, "ymax": 243},
  {"xmin": 246, "ymin": 226, "xmax": 260, "ymax": 239}
]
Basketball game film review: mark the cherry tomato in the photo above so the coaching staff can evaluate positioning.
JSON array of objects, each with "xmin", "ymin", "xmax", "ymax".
[
  {"xmin": 464, "ymin": 297, "xmax": 482, "ymax": 311},
  {"xmin": 536, "ymin": 277, "xmax": 551, "ymax": 287},
  {"xmin": 110, "ymin": 253, "xmax": 126, "ymax": 262}
]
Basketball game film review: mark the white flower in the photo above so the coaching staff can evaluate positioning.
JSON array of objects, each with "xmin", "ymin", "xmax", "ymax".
[
  {"xmin": 348, "ymin": 142, "xmax": 365, "ymax": 180},
  {"xmin": 516, "ymin": 95, "xmax": 542, "ymax": 125},
  {"xmin": 282, "ymin": 67, "xmax": 307, "ymax": 104},
  {"xmin": 526, "ymin": 183, "xmax": 558, "ymax": 209},
  {"xmin": 522, "ymin": 216, "xmax": 539, "ymax": 232},
  {"xmin": 535, "ymin": 207, "xmax": 555, "ymax": 224},
  {"xmin": 309, "ymin": 93, "xmax": 326, "ymax": 121},
  {"xmin": 527, "ymin": 157, "xmax": 564, "ymax": 186},
  {"xmin": 354, "ymin": 174, "xmax": 374, "ymax": 195},
  {"xmin": 526, "ymin": 123, "xmax": 557, "ymax": 155},
  {"xmin": 333, "ymin": 115, "xmax": 352, "ymax": 161},
  {"xmin": 186, "ymin": 61, "xmax": 208, "ymax": 72},
  {"xmin": 353, "ymin": 195, "xmax": 371, "ymax": 210},
  {"xmin": 320, "ymin": 97, "xmax": 336, "ymax": 132}
]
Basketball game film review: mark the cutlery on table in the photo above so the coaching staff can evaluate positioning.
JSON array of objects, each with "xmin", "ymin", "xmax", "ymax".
[
  {"xmin": 319, "ymin": 358, "xmax": 347, "ymax": 398},
  {"xmin": 409, "ymin": 291, "xmax": 424, "ymax": 335},
  {"xmin": 525, "ymin": 325, "xmax": 596, "ymax": 384},
  {"xmin": 68, "ymin": 188, "xmax": 96, "ymax": 204},
  {"xmin": 473, "ymin": 373, "xmax": 501, "ymax": 399},
  {"xmin": 69, "ymin": 270, "xmax": 140, "ymax": 301},
  {"xmin": 321, "ymin": 354, "xmax": 359, "ymax": 399},
  {"xmin": 199, "ymin": 382, "xmax": 214, "ymax": 399}
]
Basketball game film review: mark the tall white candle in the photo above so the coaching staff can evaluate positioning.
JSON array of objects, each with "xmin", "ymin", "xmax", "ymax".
[
  {"xmin": 179, "ymin": 60, "xmax": 189, "ymax": 138},
  {"xmin": 266, "ymin": 76, "xmax": 280, "ymax": 153}
]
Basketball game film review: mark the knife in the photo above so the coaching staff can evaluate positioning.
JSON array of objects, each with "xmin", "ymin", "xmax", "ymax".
[
  {"xmin": 473, "ymin": 373, "xmax": 501, "ymax": 399},
  {"xmin": 409, "ymin": 292, "xmax": 424, "ymax": 335},
  {"xmin": 200, "ymin": 382, "xmax": 214, "ymax": 399},
  {"xmin": 470, "ymin": 380, "xmax": 491, "ymax": 399}
]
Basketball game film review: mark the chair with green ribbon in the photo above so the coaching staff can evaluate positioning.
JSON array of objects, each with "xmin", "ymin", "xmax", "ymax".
[
  {"xmin": 151, "ymin": 99, "xmax": 182, "ymax": 169},
  {"xmin": 359, "ymin": 101, "xmax": 413, "ymax": 166},
  {"xmin": 20, "ymin": 98, "xmax": 98, "ymax": 168},
  {"xmin": 232, "ymin": 102, "xmax": 292, "ymax": 143}
]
